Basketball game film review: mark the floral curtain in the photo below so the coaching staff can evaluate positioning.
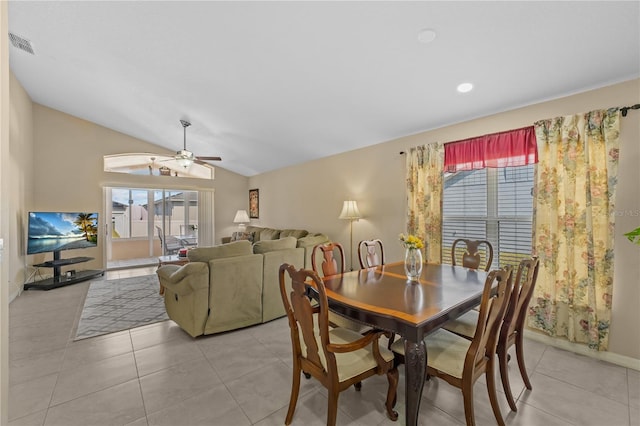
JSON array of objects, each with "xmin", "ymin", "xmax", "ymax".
[
  {"xmin": 528, "ymin": 109, "xmax": 620, "ymax": 351},
  {"xmin": 406, "ymin": 143, "xmax": 444, "ymax": 264}
]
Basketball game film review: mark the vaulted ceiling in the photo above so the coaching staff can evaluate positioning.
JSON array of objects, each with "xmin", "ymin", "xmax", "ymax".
[{"xmin": 8, "ymin": 1, "xmax": 640, "ymax": 176}]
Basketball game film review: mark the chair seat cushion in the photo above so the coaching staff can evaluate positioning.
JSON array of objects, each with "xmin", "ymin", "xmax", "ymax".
[
  {"xmin": 442, "ymin": 310, "xmax": 478, "ymax": 339},
  {"xmin": 390, "ymin": 328, "xmax": 471, "ymax": 379},
  {"xmin": 301, "ymin": 325, "xmax": 394, "ymax": 383},
  {"xmin": 328, "ymin": 312, "xmax": 371, "ymax": 334},
  {"xmin": 330, "ymin": 327, "xmax": 395, "ymax": 382}
]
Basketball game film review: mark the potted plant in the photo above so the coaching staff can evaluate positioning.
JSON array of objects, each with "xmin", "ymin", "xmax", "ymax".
[{"xmin": 625, "ymin": 226, "xmax": 640, "ymax": 245}]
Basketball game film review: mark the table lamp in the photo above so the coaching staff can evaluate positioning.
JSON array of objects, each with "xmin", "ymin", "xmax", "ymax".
[{"xmin": 233, "ymin": 209, "xmax": 250, "ymax": 231}]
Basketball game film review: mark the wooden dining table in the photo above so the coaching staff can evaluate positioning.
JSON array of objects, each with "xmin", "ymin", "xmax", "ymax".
[{"xmin": 321, "ymin": 261, "xmax": 489, "ymax": 426}]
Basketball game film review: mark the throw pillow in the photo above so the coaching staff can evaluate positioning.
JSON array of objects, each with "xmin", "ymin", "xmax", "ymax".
[
  {"xmin": 252, "ymin": 237, "xmax": 297, "ymax": 254},
  {"xmin": 231, "ymin": 231, "xmax": 253, "ymax": 242}
]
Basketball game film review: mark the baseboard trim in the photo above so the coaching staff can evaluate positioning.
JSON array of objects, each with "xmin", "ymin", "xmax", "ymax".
[
  {"xmin": 524, "ymin": 329, "xmax": 640, "ymax": 371},
  {"xmin": 9, "ymin": 287, "xmax": 20, "ymax": 303}
]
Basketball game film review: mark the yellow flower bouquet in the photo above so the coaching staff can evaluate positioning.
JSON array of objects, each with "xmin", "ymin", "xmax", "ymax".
[{"xmin": 399, "ymin": 233, "xmax": 424, "ymax": 250}]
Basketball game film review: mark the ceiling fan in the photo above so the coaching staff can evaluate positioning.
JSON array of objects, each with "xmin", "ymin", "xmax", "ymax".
[{"xmin": 174, "ymin": 119, "xmax": 222, "ymax": 168}]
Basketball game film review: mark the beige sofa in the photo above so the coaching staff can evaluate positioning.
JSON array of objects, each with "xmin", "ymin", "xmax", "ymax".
[
  {"xmin": 156, "ymin": 230, "xmax": 329, "ymax": 337},
  {"xmin": 234, "ymin": 225, "xmax": 330, "ymax": 269}
]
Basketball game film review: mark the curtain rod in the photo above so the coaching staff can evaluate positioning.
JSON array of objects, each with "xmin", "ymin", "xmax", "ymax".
[
  {"xmin": 621, "ymin": 104, "xmax": 640, "ymax": 117},
  {"xmin": 400, "ymin": 107, "xmax": 638, "ymax": 155}
]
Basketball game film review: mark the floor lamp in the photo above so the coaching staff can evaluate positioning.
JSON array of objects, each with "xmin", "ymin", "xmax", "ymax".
[{"xmin": 339, "ymin": 200, "xmax": 361, "ymax": 270}]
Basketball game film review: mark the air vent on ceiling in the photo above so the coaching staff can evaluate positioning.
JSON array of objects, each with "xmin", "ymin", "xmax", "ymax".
[{"xmin": 8, "ymin": 33, "xmax": 35, "ymax": 55}]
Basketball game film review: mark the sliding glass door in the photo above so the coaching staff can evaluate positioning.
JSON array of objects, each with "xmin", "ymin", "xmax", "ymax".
[{"xmin": 105, "ymin": 187, "xmax": 199, "ymax": 265}]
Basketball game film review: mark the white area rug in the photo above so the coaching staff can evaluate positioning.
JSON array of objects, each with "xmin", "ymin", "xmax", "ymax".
[{"xmin": 75, "ymin": 274, "xmax": 168, "ymax": 340}]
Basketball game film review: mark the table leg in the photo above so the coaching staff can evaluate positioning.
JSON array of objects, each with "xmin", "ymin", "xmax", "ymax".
[{"xmin": 404, "ymin": 339, "xmax": 427, "ymax": 426}]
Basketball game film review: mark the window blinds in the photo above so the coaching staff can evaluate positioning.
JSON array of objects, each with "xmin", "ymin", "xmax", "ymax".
[{"xmin": 442, "ymin": 164, "xmax": 534, "ymax": 268}]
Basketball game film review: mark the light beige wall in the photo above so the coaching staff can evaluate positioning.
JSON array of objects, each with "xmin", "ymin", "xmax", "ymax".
[
  {"xmin": 212, "ymin": 166, "xmax": 253, "ymax": 241},
  {"xmin": 0, "ymin": 2, "xmax": 9, "ymax": 422},
  {"xmin": 30, "ymin": 105, "xmax": 248, "ymax": 269},
  {"xmin": 250, "ymin": 79, "xmax": 640, "ymax": 361},
  {"xmin": 8, "ymin": 73, "xmax": 34, "ymax": 300}
]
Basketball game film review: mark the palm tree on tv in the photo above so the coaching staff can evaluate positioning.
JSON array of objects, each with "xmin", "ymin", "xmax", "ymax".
[{"xmin": 73, "ymin": 213, "xmax": 98, "ymax": 243}]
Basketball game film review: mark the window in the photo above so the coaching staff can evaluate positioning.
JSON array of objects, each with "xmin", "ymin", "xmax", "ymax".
[
  {"xmin": 111, "ymin": 188, "xmax": 198, "ymax": 240},
  {"xmin": 442, "ymin": 164, "xmax": 534, "ymax": 268},
  {"xmin": 104, "ymin": 153, "xmax": 215, "ymax": 180}
]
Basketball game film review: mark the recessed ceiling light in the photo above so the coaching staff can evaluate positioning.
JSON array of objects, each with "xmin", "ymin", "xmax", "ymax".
[
  {"xmin": 457, "ymin": 82, "xmax": 474, "ymax": 93},
  {"xmin": 417, "ymin": 28, "xmax": 437, "ymax": 44}
]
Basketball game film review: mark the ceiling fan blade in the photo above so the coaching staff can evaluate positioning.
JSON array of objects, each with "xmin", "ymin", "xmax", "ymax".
[{"xmin": 196, "ymin": 156, "xmax": 222, "ymax": 161}]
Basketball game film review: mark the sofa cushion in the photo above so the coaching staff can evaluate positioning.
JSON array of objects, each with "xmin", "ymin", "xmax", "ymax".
[
  {"xmin": 296, "ymin": 233, "xmax": 330, "ymax": 248},
  {"xmin": 188, "ymin": 240, "xmax": 252, "ymax": 262},
  {"xmin": 260, "ymin": 228, "xmax": 281, "ymax": 240},
  {"xmin": 279, "ymin": 229, "xmax": 309, "ymax": 239},
  {"xmin": 253, "ymin": 236, "xmax": 297, "ymax": 254},
  {"xmin": 245, "ymin": 225, "xmax": 264, "ymax": 234}
]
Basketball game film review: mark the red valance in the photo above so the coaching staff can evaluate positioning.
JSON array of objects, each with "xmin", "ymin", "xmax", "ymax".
[{"xmin": 444, "ymin": 126, "xmax": 538, "ymax": 172}]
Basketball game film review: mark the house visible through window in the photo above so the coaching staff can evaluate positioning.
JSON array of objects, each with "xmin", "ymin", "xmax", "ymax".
[
  {"xmin": 442, "ymin": 164, "xmax": 534, "ymax": 268},
  {"xmin": 106, "ymin": 187, "xmax": 199, "ymax": 263},
  {"xmin": 441, "ymin": 126, "xmax": 537, "ymax": 269}
]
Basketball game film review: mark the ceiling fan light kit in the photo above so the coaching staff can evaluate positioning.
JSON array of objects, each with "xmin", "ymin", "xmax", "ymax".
[{"xmin": 174, "ymin": 119, "xmax": 222, "ymax": 169}]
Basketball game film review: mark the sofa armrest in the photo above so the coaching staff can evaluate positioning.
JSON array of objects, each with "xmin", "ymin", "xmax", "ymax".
[
  {"xmin": 262, "ymin": 247, "xmax": 305, "ymax": 322},
  {"xmin": 157, "ymin": 262, "xmax": 209, "ymax": 296},
  {"xmin": 203, "ymin": 254, "xmax": 264, "ymax": 334}
]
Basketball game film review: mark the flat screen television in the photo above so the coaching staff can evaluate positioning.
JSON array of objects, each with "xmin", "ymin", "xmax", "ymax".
[{"xmin": 27, "ymin": 212, "xmax": 99, "ymax": 255}]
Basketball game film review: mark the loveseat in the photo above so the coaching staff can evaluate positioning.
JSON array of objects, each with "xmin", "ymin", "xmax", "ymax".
[{"xmin": 156, "ymin": 230, "xmax": 329, "ymax": 337}]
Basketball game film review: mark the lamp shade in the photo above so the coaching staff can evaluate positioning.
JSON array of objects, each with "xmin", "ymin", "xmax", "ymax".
[
  {"xmin": 338, "ymin": 200, "xmax": 361, "ymax": 220},
  {"xmin": 233, "ymin": 209, "xmax": 250, "ymax": 223}
]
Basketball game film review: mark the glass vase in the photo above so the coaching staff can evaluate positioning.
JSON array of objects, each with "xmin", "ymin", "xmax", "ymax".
[{"xmin": 404, "ymin": 247, "xmax": 423, "ymax": 282}]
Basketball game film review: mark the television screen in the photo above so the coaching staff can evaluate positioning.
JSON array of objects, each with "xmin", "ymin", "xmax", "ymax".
[{"xmin": 27, "ymin": 212, "xmax": 99, "ymax": 255}]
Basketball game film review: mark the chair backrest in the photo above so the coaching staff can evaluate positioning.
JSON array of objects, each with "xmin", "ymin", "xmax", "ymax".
[
  {"xmin": 156, "ymin": 226, "xmax": 164, "ymax": 246},
  {"xmin": 502, "ymin": 256, "xmax": 540, "ymax": 341},
  {"xmin": 467, "ymin": 266, "xmax": 513, "ymax": 371},
  {"xmin": 358, "ymin": 239, "xmax": 385, "ymax": 269},
  {"xmin": 451, "ymin": 238, "xmax": 494, "ymax": 271},
  {"xmin": 156, "ymin": 225, "xmax": 182, "ymax": 254},
  {"xmin": 311, "ymin": 242, "xmax": 345, "ymax": 278},
  {"xmin": 279, "ymin": 263, "xmax": 333, "ymax": 381}
]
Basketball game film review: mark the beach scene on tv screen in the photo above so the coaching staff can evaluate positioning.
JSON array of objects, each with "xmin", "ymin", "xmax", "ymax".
[{"xmin": 28, "ymin": 212, "xmax": 98, "ymax": 254}]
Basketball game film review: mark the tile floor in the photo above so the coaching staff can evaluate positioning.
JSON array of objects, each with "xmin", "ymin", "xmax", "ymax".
[{"xmin": 8, "ymin": 266, "xmax": 639, "ymax": 426}]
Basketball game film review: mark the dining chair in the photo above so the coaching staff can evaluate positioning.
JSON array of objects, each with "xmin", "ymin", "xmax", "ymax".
[
  {"xmin": 311, "ymin": 242, "xmax": 346, "ymax": 277},
  {"xmin": 358, "ymin": 239, "xmax": 385, "ymax": 268},
  {"xmin": 155, "ymin": 226, "xmax": 182, "ymax": 255},
  {"xmin": 279, "ymin": 263, "xmax": 399, "ymax": 425},
  {"xmin": 451, "ymin": 238, "xmax": 494, "ymax": 271},
  {"xmin": 391, "ymin": 266, "xmax": 513, "ymax": 426},
  {"xmin": 311, "ymin": 242, "xmax": 370, "ymax": 333},
  {"xmin": 443, "ymin": 256, "xmax": 540, "ymax": 412}
]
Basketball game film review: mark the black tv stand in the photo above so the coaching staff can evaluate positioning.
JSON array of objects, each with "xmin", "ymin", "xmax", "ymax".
[{"xmin": 24, "ymin": 251, "xmax": 104, "ymax": 290}]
